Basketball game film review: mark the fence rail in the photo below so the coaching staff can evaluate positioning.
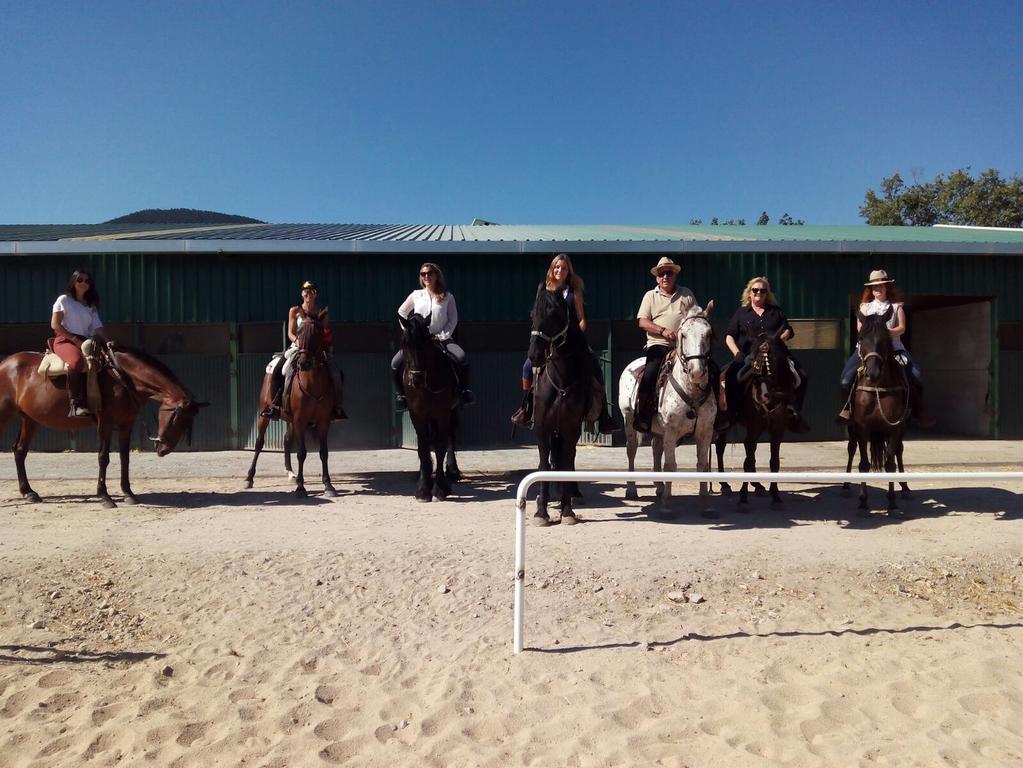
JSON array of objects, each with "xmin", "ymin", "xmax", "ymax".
[{"xmin": 512, "ymin": 470, "xmax": 1023, "ymax": 655}]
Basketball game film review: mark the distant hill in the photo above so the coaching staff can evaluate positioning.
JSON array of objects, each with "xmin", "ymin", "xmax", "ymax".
[{"xmin": 104, "ymin": 209, "xmax": 265, "ymax": 225}]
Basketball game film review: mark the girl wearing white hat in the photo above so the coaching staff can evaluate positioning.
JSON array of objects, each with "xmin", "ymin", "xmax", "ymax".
[{"xmin": 836, "ymin": 269, "xmax": 933, "ymax": 427}]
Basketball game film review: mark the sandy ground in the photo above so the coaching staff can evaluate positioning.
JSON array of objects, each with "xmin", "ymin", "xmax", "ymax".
[{"xmin": 1, "ymin": 440, "xmax": 1022, "ymax": 767}]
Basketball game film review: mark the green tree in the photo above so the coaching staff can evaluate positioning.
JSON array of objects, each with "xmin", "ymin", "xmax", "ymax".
[
  {"xmin": 778, "ymin": 213, "xmax": 805, "ymax": 225},
  {"xmin": 756, "ymin": 211, "xmax": 769, "ymax": 225},
  {"xmin": 860, "ymin": 167, "xmax": 1023, "ymax": 227}
]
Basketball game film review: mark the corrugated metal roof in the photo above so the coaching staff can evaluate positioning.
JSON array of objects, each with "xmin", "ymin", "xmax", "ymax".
[{"xmin": 2, "ymin": 223, "xmax": 1022, "ymax": 256}]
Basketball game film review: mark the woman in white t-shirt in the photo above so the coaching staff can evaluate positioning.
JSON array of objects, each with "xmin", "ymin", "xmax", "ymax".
[
  {"xmin": 50, "ymin": 268, "xmax": 110, "ymax": 417},
  {"xmin": 837, "ymin": 269, "xmax": 933, "ymax": 426},
  {"xmin": 391, "ymin": 262, "xmax": 474, "ymax": 409}
]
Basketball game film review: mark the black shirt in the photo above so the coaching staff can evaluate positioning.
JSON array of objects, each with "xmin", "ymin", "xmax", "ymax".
[{"xmin": 726, "ymin": 304, "xmax": 794, "ymax": 355}]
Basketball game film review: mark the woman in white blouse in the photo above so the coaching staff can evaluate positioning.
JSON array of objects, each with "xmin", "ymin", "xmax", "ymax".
[
  {"xmin": 50, "ymin": 268, "xmax": 110, "ymax": 417},
  {"xmin": 392, "ymin": 262, "xmax": 474, "ymax": 409}
]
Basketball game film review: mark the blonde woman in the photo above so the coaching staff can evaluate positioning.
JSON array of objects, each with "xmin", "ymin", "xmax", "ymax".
[
  {"xmin": 392, "ymin": 262, "xmax": 474, "ymax": 409},
  {"xmin": 719, "ymin": 276, "xmax": 809, "ymax": 433}
]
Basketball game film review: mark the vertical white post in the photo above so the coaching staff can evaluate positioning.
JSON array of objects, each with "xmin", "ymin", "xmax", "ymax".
[{"xmin": 513, "ymin": 497, "xmax": 526, "ymax": 654}]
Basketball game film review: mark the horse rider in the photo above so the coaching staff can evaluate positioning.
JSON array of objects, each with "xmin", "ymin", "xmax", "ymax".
[
  {"xmin": 837, "ymin": 269, "xmax": 934, "ymax": 427},
  {"xmin": 262, "ymin": 280, "xmax": 347, "ymax": 420},
  {"xmin": 633, "ymin": 256, "xmax": 716, "ymax": 434},
  {"xmin": 510, "ymin": 253, "xmax": 620, "ymax": 433},
  {"xmin": 718, "ymin": 276, "xmax": 810, "ymax": 433},
  {"xmin": 391, "ymin": 262, "xmax": 475, "ymax": 410},
  {"xmin": 50, "ymin": 268, "xmax": 112, "ymax": 417}
]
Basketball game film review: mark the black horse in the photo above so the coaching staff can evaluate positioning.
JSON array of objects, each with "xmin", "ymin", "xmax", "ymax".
[
  {"xmin": 398, "ymin": 312, "xmax": 461, "ymax": 501},
  {"xmin": 528, "ymin": 288, "xmax": 591, "ymax": 526},
  {"xmin": 845, "ymin": 307, "xmax": 910, "ymax": 515},
  {"xmin": 715, "ymin": 330, "xmax": 803, "ymax": 509}
]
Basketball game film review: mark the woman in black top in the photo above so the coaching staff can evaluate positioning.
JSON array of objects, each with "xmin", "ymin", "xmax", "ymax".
[{"xmin": 719, "ymin": 276, "xmax": 809, "ymax": 432}]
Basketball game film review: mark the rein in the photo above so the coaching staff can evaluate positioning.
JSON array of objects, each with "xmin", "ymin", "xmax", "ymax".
[
  {"xmin": 664, "ymin": 314, "xmax": 713, "ymax": 424},
  {"xmin": 854, "ymin": 347, "xmax": 910, "ymax": 427}
]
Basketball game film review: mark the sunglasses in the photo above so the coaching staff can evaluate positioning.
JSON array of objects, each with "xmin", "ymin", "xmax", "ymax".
[
  {"xmin": 420, "ymin": 270, "xmax": 436, "ymax": 277},
  {"xmin": 750, "ymin": 287, "xmax": 768, "ymax": 294},
  {"xmin": 75, "ymin": 276, "xmax": 92, "ymax": 284},
  {"xmin": 656, "ymin": 271, "xmax": 675, "ymax": 278}
]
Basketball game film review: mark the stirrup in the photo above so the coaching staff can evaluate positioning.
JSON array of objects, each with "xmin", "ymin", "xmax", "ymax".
[
  {"xmin": 835, "ymin": 408, "xmax": 851, "ymax": 425},
  {"xmin": 68, "ymin": 404, "xmax": 92, "ymax": 418},
  {"xmin": 510, "ymin": 407, "xmax": 532, "ymax": 428},
  {"xmin": 395, "ymin": 394, "xmax": 407, "ymax": 412}
]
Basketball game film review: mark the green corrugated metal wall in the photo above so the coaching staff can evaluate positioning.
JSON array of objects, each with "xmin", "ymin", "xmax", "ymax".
[{"xmin": 2, "ymin": 249, "xmax": 1020, "ymax": 449}]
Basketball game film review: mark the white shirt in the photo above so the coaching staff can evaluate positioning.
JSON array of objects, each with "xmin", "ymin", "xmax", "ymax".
[
  {"xmin": 52, "ymin": 294, "xmax": 103, "ymax": 337},
  {"xmin": 860, "ymin": 299, "xmax": 905, "ymax": 351},
  {"xmin": 398, "ymin": 289, "xmax": 458, "ymax": 341}
]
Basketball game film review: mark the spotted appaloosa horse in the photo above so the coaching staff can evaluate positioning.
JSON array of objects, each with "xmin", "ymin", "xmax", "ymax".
[
  {"xmin": 0, "ymin": 344, "xmax": 206, "ymax": 508},
  {"xmin": 619, "ymin": 301, "xmax": 717, "ymax": 517}
]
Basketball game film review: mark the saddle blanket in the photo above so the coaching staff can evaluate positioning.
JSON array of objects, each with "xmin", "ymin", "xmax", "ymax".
[
  {"xmin": 264, "ymin": 352, "xmax": 285, "ymax": 374},
  {"xmin": 37, "ymin": 350, "xmax": 103, "ymax": 413}
]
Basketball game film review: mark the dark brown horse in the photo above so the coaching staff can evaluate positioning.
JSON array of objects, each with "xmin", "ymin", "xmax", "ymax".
[
  {"xmin": 398, "ymin": 312, "xmax": 461, "ymax": 502},
  {"xmin": 0, "ymin": 344, "xmax": 206, "ymax": 508},
  {"xmin": 246, "ymin": 310, "xmax": 338, "ymax": 498},
  {"xmin": 528, "ymin": 288, "xmax": 590, "ymax": 526},
  {"xmin": 715, "ymin": 330, "xmax": 802, "ymax": 509},
  {"xmin": 845, "ymin": 308, "xmax": 909, "ymax": 516}
]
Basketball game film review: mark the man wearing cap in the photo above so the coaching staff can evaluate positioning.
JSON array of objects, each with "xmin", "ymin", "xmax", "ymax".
[{"xmin": 633, "ymin": 256, "xmax": 699, "ymax": 433}]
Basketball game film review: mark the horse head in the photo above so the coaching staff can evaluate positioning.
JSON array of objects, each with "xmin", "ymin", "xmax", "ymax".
[
  {"xmin": 676, "ymin": 300, "xmax": 714, "ymax": 385},
  {"xmin": 153, "ymin": 400, "xmax": 210, "ymax": 456},
  {"xmin": 398, "ymin": 312, "xmax": 434, "ymax": 387},
  {"xmin": 528, "ymin": 289, "xmax": 571, "ymax": 367},
  {"xmin": 295, "ymin": 308, "xmax": 328, "ymax": 370},
  {"xmin": 747, "ymin": 326, "xmax": 795, "ymax": 412},
  {"xmin": 856, "ymin": 306, "xmax": 895, "ymax": 383}
]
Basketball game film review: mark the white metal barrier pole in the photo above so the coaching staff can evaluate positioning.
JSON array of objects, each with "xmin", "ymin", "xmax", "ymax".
[{"xmin": 513, "ymin": 470, "xmax": 1023, "ymax": 655}]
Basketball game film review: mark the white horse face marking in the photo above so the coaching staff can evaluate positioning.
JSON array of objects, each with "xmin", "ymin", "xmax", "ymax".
[{"xmin": 679, "ymin": 316, "xmax": 711, "ymax": 383}]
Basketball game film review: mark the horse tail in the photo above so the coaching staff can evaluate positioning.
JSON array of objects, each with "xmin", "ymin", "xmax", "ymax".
[{"xmin": 868, "ymin": 432, "xmax": 888, "ymax": 472}]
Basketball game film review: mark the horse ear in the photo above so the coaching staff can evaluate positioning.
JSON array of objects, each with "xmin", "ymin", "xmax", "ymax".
[{"xmin": 704, "ymin": 299, "xmax": 714, "ymax": 316}]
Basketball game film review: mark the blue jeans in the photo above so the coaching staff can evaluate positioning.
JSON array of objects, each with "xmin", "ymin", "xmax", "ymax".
[{"xmin": 840, "ymin": 350, "xmax": 921, "ymax": 388}]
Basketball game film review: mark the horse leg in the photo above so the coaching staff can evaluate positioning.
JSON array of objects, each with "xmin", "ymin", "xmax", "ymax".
[
  {"xmin": 885, "ymin": 445, "xmax": 901, "ymax": 517},
  {"xmin": 659, "ymin": 429, "xmax": 677, "ymax": 518},
  {"xmin": 651, "ymin": 434, "xmax": 664, "ymax": 498},
  {"xmin": 768, "ymin": 433, "xmax": 783, "ymax": 510},
  {"xmin": 318, "ymin": 422, "xmax": 336, "ymax": 498},
  {"xmin": 738, "ymin": 434, "xmax": 757, "ymax": 509},
  {"xmin": 244, "ymin": 414, "xmax": 271, "ymax": 489},
  {"xmin": 533, "ymin": 437, "xmax": 552, "ymax": 526},
  {"xmin": 624, "ymin": 414, "xmax": 640, "ymax": 500},
  {"xmin": 294, "ymin": 425, "xmax": 308, "ymax": 498},
  {"xmin": 856, "ymin": 436, "xmax": 871, "ymax": 515},
  {"xmin": 445, "ymin": 411, "xmax": 462, "ymax": 483},
  {"xmin": 433, "ymin": 433, "xmax": 451, "ymax": 501},
  {"xmin": 96, "ymin": 424, "xmax": 117, "ymax": 509},
  {"xmin": 696, "ymin": 420, "xmax": 717, "ymax": 517},
  {"xmin": 284, "ymin": 425, "xmax": 296, "ymax": 482},
  {"xmin": 896, "ymin": 441, "xmax": 911, "ymax": 498},
  {"xmin": 841, "ymin": 432, "xmax": 856, "ymax": 497},
  {"xmin": 118, "ymin": 428, "xmax": 138, "ymax": 505},
  {"xmin": 13, "ymin": 417, "xmax": 41, "ymax": 503},
  {"xmin": 559, "ymin": 438, "xmax": 578, "ymax": 524},
  {"xmin": 415, "ymin": 436, "xmax": 433, "ymax": 502},
  {"xmin": 715, "ymin": 431, "xmax": 732, "ymax": 496}
]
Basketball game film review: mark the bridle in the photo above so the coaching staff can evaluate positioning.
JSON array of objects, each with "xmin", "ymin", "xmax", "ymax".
[
  {"xmin": 855, "ymin": 346, "xmax": 909, "ymax": 427},
  {"xmin": 529, "ymin": 310, "xmax": 571, "ymax": 354},
  {"xmin": 666, "ymin": 314, "xmax": 713, "ymax": 415}
]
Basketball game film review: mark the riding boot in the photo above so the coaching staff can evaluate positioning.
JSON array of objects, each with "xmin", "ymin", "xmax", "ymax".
[
  {"xmin": 835, "ymin": 384, "xmax": 854, "ymax": 425},
  {"xmin": 281, "ymin": 366, "xmax": 297, "ymax": 419},
  {"xmin": 330, "ymin": 368, "xmax": 348, "ymax": 420},
  {"xmin": 595, "ymin": 386, "xmax": 621, "ymax": 433},
  {"xmin": 787, "ymin": 406, "xmax": 811, "ymax": 434},
  {"xmin": 261, "ymin": 361, "xmax": 285, "ymax": 419},
  {"xmin": 66, "ymin": 369, "xmax": 92, "ymax": 418},
  {"xmin": 633, "ymin": 389, "xmax": 654, "ymax": 433},
  {"xmin": 909, "ymin": 379, "xmax": 936, "ymax": 428},
  {"xmin": 510, "ymin": 386, "xmax": 534, "ymax": 428},
  {"xmin": 459, "ymin": 364, "xmax": 476, "ymax": 407},
  {"xmin": 393, "ymin": 364, "xmax": 407, "ymax": 411}
]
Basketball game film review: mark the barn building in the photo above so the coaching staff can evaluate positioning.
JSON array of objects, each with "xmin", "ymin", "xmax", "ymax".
[{"xmin": 2, "ymin": 222, "xmax": 1021, "ymax": 451}]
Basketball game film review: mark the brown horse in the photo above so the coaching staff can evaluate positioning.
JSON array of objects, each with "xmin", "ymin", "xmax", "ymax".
[
  {"xmin": 245, "ymin": 310, "xmax": 338, "ymax": 498},
  {"xmin": 846, "ymin": 307, "xmax": 909, "ymax": 516},
  {"xmin": 714, "ymin": 330, "xmax": 802, "ymax": 509},
  {"xmin": 0, "ymin": 344, "xmax": 207, "ymax": 508}
]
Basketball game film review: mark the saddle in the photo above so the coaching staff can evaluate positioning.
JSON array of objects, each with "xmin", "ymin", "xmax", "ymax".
[
  {"xmin": 38, "ymin": 338, "xmax": 103, "ymax": 414},
  {"xmin": 629, "ymin": 349, "xmax": 677, "ymax": 394}
]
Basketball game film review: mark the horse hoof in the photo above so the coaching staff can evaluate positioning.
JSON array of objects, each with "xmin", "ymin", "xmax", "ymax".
[
  {"xmin": 719, "ymin": 484, "xmax": 733, "ymax": 497},
  {"xmin": 23, "ymin": 491, "xmax": 41, "ymax": 503},
  {"xmin": 446, "ymin": 470, "xmax": 462, "ymax": 483},
  {"xmin": 888, "ymin": 507, "xmax": 903, "ymax": 518},
  {"xmin": 532, "ymin": 514, "xmax": 551, "ymax": 527},
  {"xmin": 416, "ymin": 495, "xmax": 432, "ymax": 503},
  {"xmin": 754, "ymin": 486, "xmax": 767, "ymax": 498},
  {"xmin": 323, "ymin": 488, "xmax": 337, "ymax": 498},
  {"xmin": 770, "ymin": 501, "xmax": 785, "ymax": 511},
  {"xmin": 560, "ymin": 513, "xmax": 578, "ymax": 526},
  {"xmin": 625, "ymin": 489, "xmax": 639, "ymax": 501},
  {"xmin": 122, "ymin": 495, "xmax": 138, "ymax": 506},
  {"xmin": 243, "ymin": 479, "xmax": 253, "ymax": 490},
  {"xmin": 294, "ymin": 488, "xmax": 307, "ymax": 499},
  {"xmin": 654, "ymin": 485, "xmax": 664, "ymax": 497},
  {"xmin": 434, "ymin": 492, "xmax": 448, "ymax": 501},
  {"xmin": 101, "ymin": 498, "xmax": 117, "ymax": 509}
]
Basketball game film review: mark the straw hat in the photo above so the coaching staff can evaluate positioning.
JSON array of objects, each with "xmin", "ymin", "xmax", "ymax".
[
  {"xmin": 864, "ymin": 269, "xmax": 894, "ymax": 286},
  {"xmin": 650, "ymin": 256, "xmax": 682, "ymax": 277}
]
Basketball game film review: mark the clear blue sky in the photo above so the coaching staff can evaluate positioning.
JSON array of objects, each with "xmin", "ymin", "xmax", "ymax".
[{"xmin": 2, "ymin": 0, "xmax": 1021, "ymax": 225}]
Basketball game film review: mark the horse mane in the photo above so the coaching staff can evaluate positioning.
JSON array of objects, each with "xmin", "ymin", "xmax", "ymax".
[{"xmin": 114, "ymin": 345, "xmax": 193, "ymax": 396}]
